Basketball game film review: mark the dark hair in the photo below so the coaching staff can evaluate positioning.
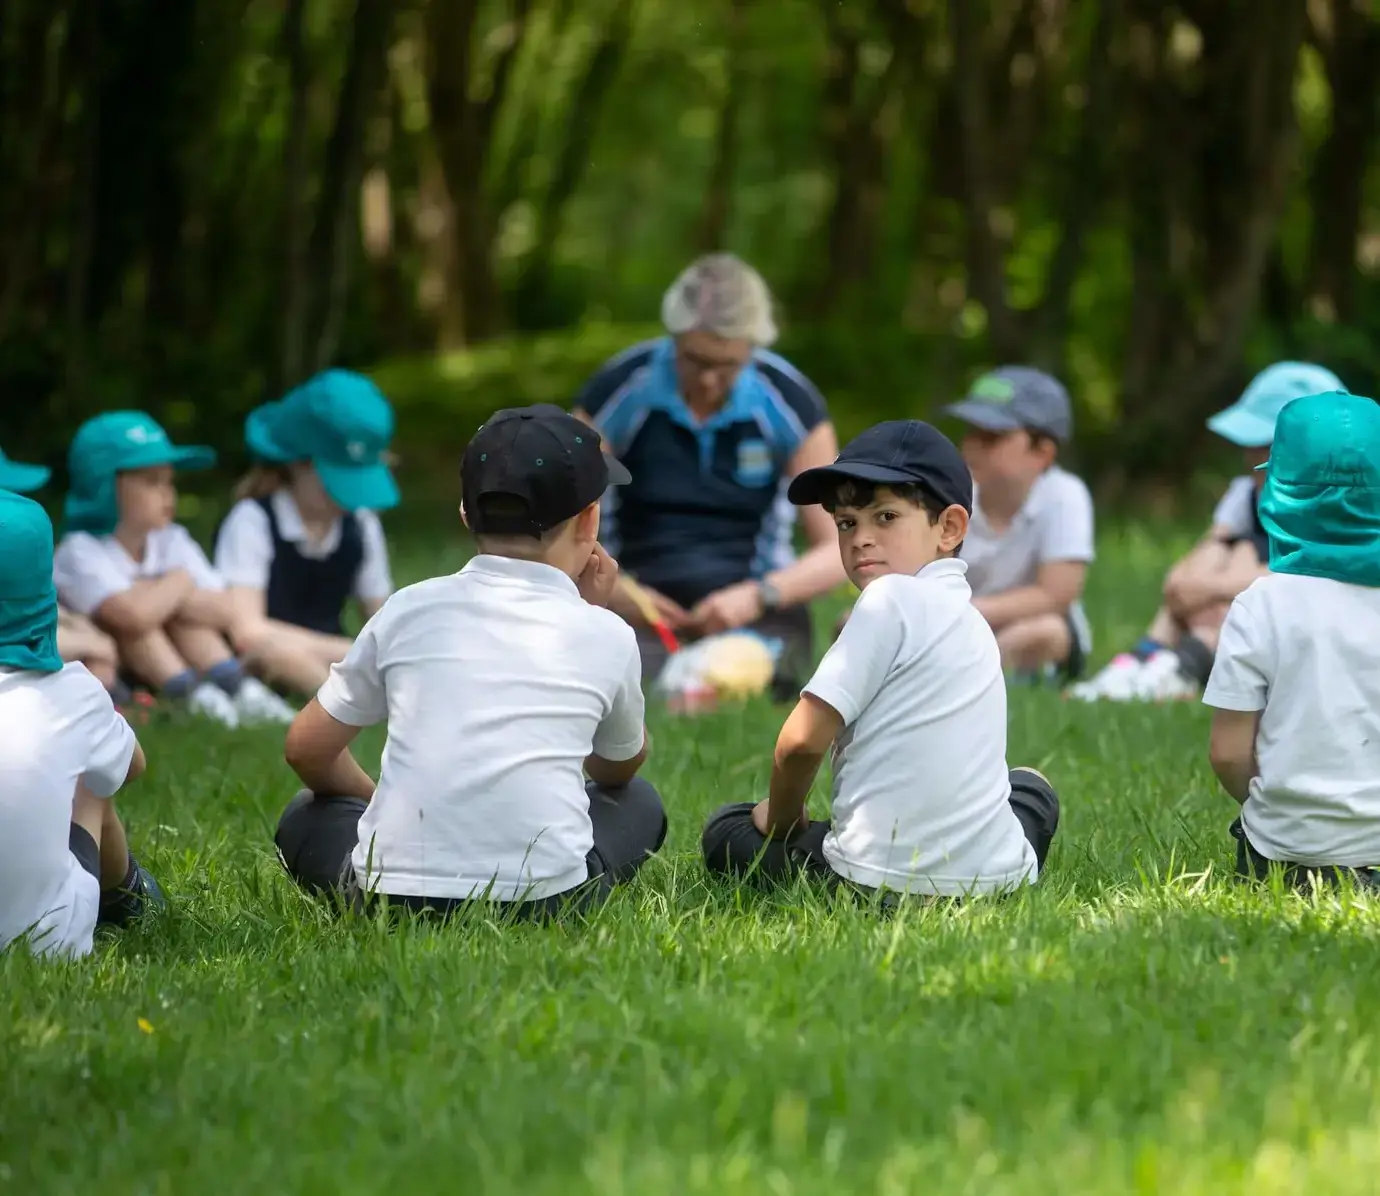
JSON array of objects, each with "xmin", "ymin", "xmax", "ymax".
[
  {"xmin": 819, "ymin": 478, "xmax": 950, "ymax": 523},
  {"xmin": 1026, "ymin": 429, "xmax": 1058, "ymax": 455}
]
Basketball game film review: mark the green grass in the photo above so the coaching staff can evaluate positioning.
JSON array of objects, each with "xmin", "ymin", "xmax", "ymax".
[{"xmin": 7, "ymin": 523, "xmax": 1380, "ymax": 1195}]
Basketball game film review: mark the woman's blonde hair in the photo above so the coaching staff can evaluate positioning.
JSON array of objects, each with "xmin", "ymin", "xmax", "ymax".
[{"xmin": 233, "ymin": 464, "xmax": 293, "ymax": 503}]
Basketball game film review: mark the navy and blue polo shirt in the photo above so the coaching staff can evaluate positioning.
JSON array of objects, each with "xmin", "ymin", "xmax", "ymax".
[{"xmin": 577, "ymin": 337, "xmax": 830, "ymax": 609}]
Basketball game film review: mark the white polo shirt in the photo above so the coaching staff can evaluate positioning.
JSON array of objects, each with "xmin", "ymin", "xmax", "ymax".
[
  {"xmin": 54, "ymin": 524, "xmax": 225, "ymax": 617},
  {"xmin": 214, "ymin": 491, "xmax": 393, "ymax": 602},
  {"xmin": 1203, "ymin": 572, "xmax": 1380, "ymax": 867},
  {"xmin": 803, "ymin": 559, "xmax": 1037, "ymax": 895},
  {"xmin": 1210, "ymin": 476, "xmax": 1259, "ymax": 539},
  {"xmin": 0, "ymin": 664, "xmax": 136, "ymax": 957},
  {"xmin": 962, "ymin": 466, "xmax": 1095, "ymax": 601},
  {"xmin": 317, "ymin": 555, "xmax": 646, "ymax": 901}
]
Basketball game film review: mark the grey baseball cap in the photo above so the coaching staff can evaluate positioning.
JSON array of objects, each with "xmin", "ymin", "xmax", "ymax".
[{"xmin": 943, "ymin": 366, "xmax": 1073, "ymax": 442}]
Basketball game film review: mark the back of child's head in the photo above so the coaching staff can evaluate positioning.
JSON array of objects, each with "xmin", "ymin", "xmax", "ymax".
[
  {"xmin": 1258, "ymin": 390, "xmax": 1380, "ymax": 586},
  {"xmin": 461, "ymin": 404, "xmax": 631, "ymax": 560},
  {"xmin": 64, "ymin": 411, "xmax": 215, "ymax": 536},
  {"xmin": 244, "ymin": 370, "xmax": 399, "ymax": 513},
  {"xmin": 0, "ymin": 491, "xmax": 63, "ymax": 674}
]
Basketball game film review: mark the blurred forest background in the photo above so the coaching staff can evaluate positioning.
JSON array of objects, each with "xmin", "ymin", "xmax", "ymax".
[{"xmin": 3, "ymin": 0, "xmax": 1379, "ymax": 500}]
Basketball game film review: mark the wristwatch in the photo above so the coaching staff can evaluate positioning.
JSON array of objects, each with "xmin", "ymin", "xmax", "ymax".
[{"xmin": 757, "ymin": 577, "xmax": 783, "ymax": 612}]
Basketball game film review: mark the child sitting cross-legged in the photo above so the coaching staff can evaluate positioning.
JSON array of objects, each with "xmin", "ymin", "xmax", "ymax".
[
  {"xmin": 274, "ymin": 404, "xmax": 667, "ymax": 921},
  {"xmin": 0, "ymin": 491, "xmax": 163, "ymax": 958},
  {"xmin": 1204, "ymin": 389, "xmax": 1380, "ymax": 891},
  {"xmin": 53, "ymin": 412, "xmax": 295, "ymax": 728},
  {"xmin": 702, "ymin": 420, "xmax": 1060, "ymax": 900}
]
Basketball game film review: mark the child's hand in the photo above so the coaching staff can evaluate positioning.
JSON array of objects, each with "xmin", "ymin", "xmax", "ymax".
[
  {"xmin": 577, "ymin": 543, "xmax": 620, "ymax": 607},
  {"xmin": 751, "ymin": 798, "xmax": 810, "ymax": 839}
]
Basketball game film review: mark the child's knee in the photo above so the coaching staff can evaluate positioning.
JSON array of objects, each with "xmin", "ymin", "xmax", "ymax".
[
  {"xmin": 996, "ymin": 614, "xmax": 1069, "ymax": 668},
  {"xmin": 700, "ymin": 802, "xmax": 760, "ymax": 872}
]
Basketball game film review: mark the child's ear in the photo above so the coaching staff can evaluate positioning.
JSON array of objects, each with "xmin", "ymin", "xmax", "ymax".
[
  {"xmin": 938, "ymin": 504, "xmax": 969, "ymax": 552},
  {"xmin": 458, "ymin": 503, "xmax": 471, "ymax": 531},
  {"xmin": 575, "ymin": 501, "xmax": 601, "ymax": 541}
]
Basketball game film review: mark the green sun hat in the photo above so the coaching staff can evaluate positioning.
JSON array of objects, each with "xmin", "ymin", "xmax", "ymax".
[
  {"xmin": 0, "ymin": 490, "xmax": 62, "ymax": 673},
  {"xmin": 0, "ymin": 447, "xmax": 51, "ymax": 494},
  {"xmin": 1257, "ymin": 390, "xmax": 1380, "ymax": 586},
  {"xmin": 1207, "ymin": 362, "xmax": 1345, "ymax": 447},
  {"xmin": 64, "ymin": 411, "xmax": 215, "ymax": 535}
]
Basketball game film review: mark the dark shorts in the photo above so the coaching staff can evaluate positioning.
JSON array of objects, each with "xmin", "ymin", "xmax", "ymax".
[
  {"xmin": 69, "ymin": 824, "xmax": 100, "ymax": 880},
  {"xmin": 275, "ymin": 778, "xmax": 668, "ymax": 923},
  {"xmin": 635, "ymin": 605, "xmax": 814, "ymax": 698},
  {"xmin": 1229, "ymin": 817, "xmax": 1380, "ymax": 892},
  {"xmin": 701, "ymin": 768, "xmax": 1060, "ymax": 900}
]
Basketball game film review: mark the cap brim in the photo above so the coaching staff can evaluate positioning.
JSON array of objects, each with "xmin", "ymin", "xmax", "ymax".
[
  {"xmin": 787, "ymin": 462, "xmax": 925, "ymax": 506},
  {"xmin": 245, "ymin": 408, "xmax": 293, "ymax": 463},
  {"xmin": 942, "ymin": 400, "xmax": 1023, "ymax": 432},
  {"xmin": 1207, "ymin": 406, "xmax": 1276, "ymax": 448},
  {"xmin": 604, "ymin": 455, "xmax": 631, "ymax": 486},
  {"xmin": 117, "ymin": 444, "xmax": 216, "ymax": 473},
  {"xmin": 0, "ymin": 462, "xmax": 52, "ymax": 493},
  {"xmin": 315, "ymin": 458, "xmax": 400, "ymax": 512}
]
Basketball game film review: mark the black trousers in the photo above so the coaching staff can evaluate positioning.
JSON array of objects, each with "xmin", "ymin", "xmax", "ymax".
[
  {"xmin": 275, "ymin": 777, "xmax": 668, "ymax": 922},
  {"xmin": 635, "ymin": 605, "xmax": 814, "ymax": 698},
  {"xmin": 702, "ymin": 768, "xmax": 1060, "ymax": 895},
  {"xmin": 1230, "ymin": 817, "xmax": 1380, "ymax": 892}
]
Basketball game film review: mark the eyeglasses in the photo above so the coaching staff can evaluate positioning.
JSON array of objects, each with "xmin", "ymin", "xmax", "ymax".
[{"xmin": 675, "ymin": 346, "xmax": 750, "ymax": 382}]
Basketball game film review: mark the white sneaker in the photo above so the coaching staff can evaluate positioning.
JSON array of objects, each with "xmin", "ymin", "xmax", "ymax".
[
  {"xmin": 235, "ymin": 677, "xmax": 297, "ymax": 725},
  {"xmin": 187, "ymin": 681, "xmax": 240, "ymax": 728},
  {"xmin": 1067, "ymin": 653, "xmax": 1145, "ymax": 702},
  {"xmin": 1131, "ymin": 649, "xmax": 1200, "ymax": 702}
]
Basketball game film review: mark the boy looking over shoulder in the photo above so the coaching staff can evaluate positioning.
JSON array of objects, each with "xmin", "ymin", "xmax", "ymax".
[{"xmin": 702, "ymin": 420, "xmax": 1059, "ymax": 899}]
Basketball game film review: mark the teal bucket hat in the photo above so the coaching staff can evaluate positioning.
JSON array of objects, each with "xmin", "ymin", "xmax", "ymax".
[
  {"xmin": 0, "ymin": 446, "xmax": 51, "ymax": 494},
  {"xmin": 1207, "ymin": 362, "xmax": 1345, "ymax": 447},
  {"xmin": 244, "ymin": 370, "xmax": 398, "ymax": 512},
  {"xmin": 64, "ymin": 411, "xmax": 216, "ymax": 535},
  {"xmin": 0, "ymin": 490, "xmax": 63, "ymax": 673},
  {"xmin": 1257, "ymin": 390, "xmax": 1380, "ymax": 587}
]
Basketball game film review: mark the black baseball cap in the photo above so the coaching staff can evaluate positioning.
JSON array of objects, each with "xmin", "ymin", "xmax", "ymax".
[
  {"xmin": 786, "ymin": 420, "xmax": 973, "ymax": 513},
  {"xmin": 462, "ymin": 404, "xmax": 631, "ymax": 536}
]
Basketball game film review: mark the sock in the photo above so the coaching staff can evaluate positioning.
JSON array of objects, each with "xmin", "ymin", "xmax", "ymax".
[
  {"xmin": 109, "ymin": 677, "xmax": 133, "ymax": 706},
  {"xmin": 205, "ymin": 658, "xmax": 245, "ymax": 697},
  {"xmin": 1173, "ymin": 634, "xmax": 1215, "ymax": 687},
  {"xmin": 161, "ymin": 668, "xmax": 197, "ymax": 699},
  {"xmin": 1132, "ymin": 637, "xmax": 1164, "ymax": 662},
  {"xmin": 97, "ymin": 854, "xmax": 145, "ymax": 927}
]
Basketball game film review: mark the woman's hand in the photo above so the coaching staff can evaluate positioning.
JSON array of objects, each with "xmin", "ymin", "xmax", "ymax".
[{"xmin": 688, "ymin": 580, "xmax": 765, "ymax": 635}]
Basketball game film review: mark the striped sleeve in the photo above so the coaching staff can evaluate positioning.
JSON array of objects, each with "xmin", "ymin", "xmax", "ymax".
[{"xmin": 752, "ymin": 351, "xmax": 829, "ymax": 441}]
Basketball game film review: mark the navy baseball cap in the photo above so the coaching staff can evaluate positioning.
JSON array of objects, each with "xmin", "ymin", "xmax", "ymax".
[
  {"xmin": 944, "ymin": 366, "xmax": 1073, "ymax": 442},
  {"xmin": 787, "ymin": 420, "xmax": 973, "ymax": 513},
  {"xmin": 462, "ymin": 405, "xmax": 631, "ymax": 537}
]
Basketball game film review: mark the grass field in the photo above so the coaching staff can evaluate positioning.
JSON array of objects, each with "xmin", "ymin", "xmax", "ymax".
[{"xmin": 6, "ymin": 521, "xmax": 1380, "ymax": 1195}]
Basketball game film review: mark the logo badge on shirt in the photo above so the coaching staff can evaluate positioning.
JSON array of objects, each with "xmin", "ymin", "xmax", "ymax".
[{"xmin": 734, "ymin": 438, "xmax": 774, "ymax": 488}]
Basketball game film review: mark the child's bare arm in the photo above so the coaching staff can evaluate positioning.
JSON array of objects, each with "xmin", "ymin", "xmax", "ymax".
[
  {"xmin": 95, "ymin": 571, "xmax": 194, "ymax": 636},
  {"xmin": 758, "ymin": 695, "xmax": 842, "ymax": 837},
  {"xmin": 974, "ymin": 561, "xmax": 1087, "ymax": 630},
  {"xmin": 585, "ymin": 730, "xmax": 649, "ymax": 789},
  {"xmin": 1208, "ymin": 708, "xmax": 1260, "ymax": 803},
  {"xmin": 284, "ymin": 699, "xmax": 376, "ymax": 800}
]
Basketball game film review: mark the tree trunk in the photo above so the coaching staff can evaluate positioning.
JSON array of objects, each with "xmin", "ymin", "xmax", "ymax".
[
  {"xmin": 307, "ymin": 0, "xmax": 397, "ymax": 372},
  {"xmin": 425, "ymin": 0, "xmax": 533, "ymax": 344},
  {"xmin": 279, "ymin": 0, "xmax": 311, "ymax": 389},
  {"xmin": 696, "ymin": 0, "xmax": 746, "ymax": 253}
]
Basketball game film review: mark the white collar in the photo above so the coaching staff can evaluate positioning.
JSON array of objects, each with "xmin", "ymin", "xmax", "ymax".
[
  {"xmin": 461, "ymin": 554, "xmax": 579, "ymax": 597},
  {"xmin": 915, "ymin": 557, "xmax": 969, "ymax": 581},
  {"xmin": 270, "ymin": 490, "xmax": 343, "ymax": 550}
]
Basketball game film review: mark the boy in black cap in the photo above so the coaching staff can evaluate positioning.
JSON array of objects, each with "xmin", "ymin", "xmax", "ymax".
[
  {"xmin": 702, "ymin": 420, "xmax": 1059, "ymax": 898},
  {"xmin": 273, "ymin": 405, "xmax": 667, "ymax": 921}
]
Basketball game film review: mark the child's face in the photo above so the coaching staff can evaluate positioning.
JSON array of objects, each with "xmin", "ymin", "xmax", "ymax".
[
  {"xmin": 290, "ymin": 464, "xmax": 338, "ymax": 517},
  {"xmin": 832, "ymin": 487, "xmax": 965, "ymax": 587},
  {"xmin": 960, "ymin": 428, "xmax": 1053, "ymax": 490},
  {"xmin": 116, "ymin": 466, "xmax": 176, "ymax": 531}
]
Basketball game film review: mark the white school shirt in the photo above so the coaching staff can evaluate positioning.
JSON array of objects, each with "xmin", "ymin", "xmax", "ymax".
[
  {"xmin": 317, "ymin": 555, "xmax": 646, "ymax": 901},
  {"xmin": 0, "ymin": 664, "xmax": 136, "ymax": 958},
  {"xmin": 962, "ymin": 466, "xmax": 1095, "ymax": 599},
  {"xmin": 214, "ymin": 491, "xmax": 393, "ymax": 602},
  {"xmin": 53, "ymin": 524, "xmax": 225, "ymax": 617},
  {"xmin": 803, "ymin": 559, "xmax": 1037, "ymax": 895},
  {"xmin": 1210, "ymin": 476, "xmax": 1259, "ymax": 538},
  {"xmin": 1203, "ymin": 573, "xmax": 1380, "ymax": 867}
]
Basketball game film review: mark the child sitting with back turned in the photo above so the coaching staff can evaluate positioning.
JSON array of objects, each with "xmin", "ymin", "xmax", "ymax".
[
  {"xmin": 0, "ymin": 444, "xmax": 122, "ymax": 697},
  {"xmin": 702, "ymin": 420, "xmax": 1059, "ymax": 899},
  {"xmin": 274, "ymin": 404, "xmax": 667, "ymax": 921},
  {"xmin": 215, "ymin": 370, "xmax": 397, "ymax": 696},
  {"xmin": 943, "ymin": 367, "xmax": 1095, "ymax": 682},
  {"xmin": 53, "ymin": 411, "xmax": 296, "ymax": 729},
  {"xmin": 0, "ymin": 491, "xmax": 163, "ymax": 958},
  {"xmin": 1204, "ymin": 389, "xmax": 1380, "ymax": 891},
  {"xmin": 1072, "ymin": 362, "xmax": 1343, "ymax": 702}
]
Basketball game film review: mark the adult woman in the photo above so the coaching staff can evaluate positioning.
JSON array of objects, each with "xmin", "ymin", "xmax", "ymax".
[{"xmin": 573, "ymin": 255, "xmax": 845, "ymax": 682}]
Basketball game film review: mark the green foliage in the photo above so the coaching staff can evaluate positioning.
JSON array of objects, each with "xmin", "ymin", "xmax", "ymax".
[{"xmin": 6, "ymin": 530, "xmax": 1380, "ymax": 1193}]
